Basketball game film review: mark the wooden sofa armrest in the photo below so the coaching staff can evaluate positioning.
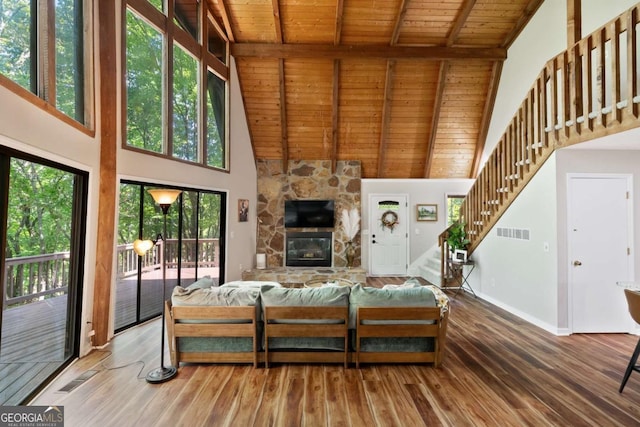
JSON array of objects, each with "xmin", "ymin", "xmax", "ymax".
[
  {"xmin": 355, "ymin": 306, "xmax": 446, "ymax": 368},
  {"xmin": 263, "ymin": 306, "xmax": 349, "ymax": 368},
  {"xmin": 166, "ymin": 301, "xmax": 259, "ymax": 367}
]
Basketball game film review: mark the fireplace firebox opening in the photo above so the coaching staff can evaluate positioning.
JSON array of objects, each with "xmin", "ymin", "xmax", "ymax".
[{"xmin": 285, "ymin": 232, "xmax": 333, "ymax": 267}]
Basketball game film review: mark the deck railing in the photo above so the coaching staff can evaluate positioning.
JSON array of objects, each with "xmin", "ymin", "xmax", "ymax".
[
  {"xmin": 3, "ymin": 252, "xmax": 70, "ymax": 306},
  {"xmin": 454, "ymin": 5, "xmax": 640, "ymax": 257},
  {"xmin": 3, "ymin": 238, "xmax": 220, "ymax": 307}
]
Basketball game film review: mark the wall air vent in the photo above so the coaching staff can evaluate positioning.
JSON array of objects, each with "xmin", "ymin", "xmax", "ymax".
[{"xmin": 496, "ymin": 227, "xmax": 530, "ymax": 241}]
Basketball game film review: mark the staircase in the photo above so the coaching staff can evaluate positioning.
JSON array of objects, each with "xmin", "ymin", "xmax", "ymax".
[
  {"xmin": 408, "ymin": 244, "xmax": 443, "ymax": 286},
  {"xmin": 452, "ymin": 5, "xmax": 640, "ymax": 262}
]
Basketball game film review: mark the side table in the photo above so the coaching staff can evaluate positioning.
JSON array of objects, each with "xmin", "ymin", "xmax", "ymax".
[{"xmin": 442, "ymin": 259, "xmax": 476, "ymax": 297}]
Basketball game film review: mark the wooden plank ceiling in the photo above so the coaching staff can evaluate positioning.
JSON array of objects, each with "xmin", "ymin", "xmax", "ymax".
[{"xmin": 206, "ymin": 0, "xmax": 543, "ymax": 179}]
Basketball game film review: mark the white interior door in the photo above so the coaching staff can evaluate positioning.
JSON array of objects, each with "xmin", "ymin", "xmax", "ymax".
[
  {"xmin": 568, "ymin": 174, "xmax": 634, "ymax": 333},
  {"xmin": 369, "ymin": 194, "xmax": 408, "ymax": 276}
]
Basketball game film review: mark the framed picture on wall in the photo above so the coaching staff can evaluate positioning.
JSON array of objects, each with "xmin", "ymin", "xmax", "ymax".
[
  {"xmin": 238, "ymin": 199, "xmax": 249, "ymax": 222},
  {"xmin": 416, "ymin": 204, "xmax": 437, "ymax": 221}
]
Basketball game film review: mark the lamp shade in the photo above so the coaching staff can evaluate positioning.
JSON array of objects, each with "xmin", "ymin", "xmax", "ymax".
[
  {"xmin": 133, "ymin": 239, "xmax": 154, "ymax": 256},
  {"xmin": 148, "ymin": 189, "xmax": 182, "ymax": 205}
]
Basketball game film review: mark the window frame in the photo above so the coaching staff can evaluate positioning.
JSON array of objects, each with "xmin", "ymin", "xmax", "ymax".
[
  {"xmin": 123, "ymin": 0, "xmax": 230, "ymax": 172},
  {"xmin": 0, "ymin": 0, "xmax": 94, "ymax": 134},
  {"xmin": 115, "ymin": 179, "xmax": 227, "ymax": 332}
]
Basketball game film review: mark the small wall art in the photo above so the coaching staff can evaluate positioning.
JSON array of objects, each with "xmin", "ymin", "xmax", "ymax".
[
  {"xmin": 416, "ymin": 204, "xmax": 437, "ymax": 221},
  {"xmin": 238, "ymin": 199, "xmax": 249, "ymax": 222}
]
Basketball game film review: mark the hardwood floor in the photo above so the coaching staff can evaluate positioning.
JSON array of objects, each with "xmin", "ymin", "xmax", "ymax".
[{"xmin": 32, "ymin": 278, "xmax": 640, "ymax": 426}]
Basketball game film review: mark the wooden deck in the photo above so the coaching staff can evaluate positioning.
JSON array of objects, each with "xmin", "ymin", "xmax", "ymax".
[
  {"xmin": 1, "ymin": 267, "xmax": 219, "ymax": 405},
  {"xmin": 1, "ymin": 295, "xmax": 68, "ymax": 405}
]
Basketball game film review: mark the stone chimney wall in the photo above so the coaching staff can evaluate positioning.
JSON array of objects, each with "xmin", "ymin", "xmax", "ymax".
[{"xmin": 256, "ymin": 160, "xmax": 361, "ymax": 268}]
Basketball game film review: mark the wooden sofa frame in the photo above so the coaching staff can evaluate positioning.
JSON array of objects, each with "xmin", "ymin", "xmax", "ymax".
[
  {"xmin": 355, "ymin": 306, "xmax": 449, "ymax": 368},
  {"xmin": 263, "ymin": 305, "xmax": 349, "ymax": 368},
  {"xmin": 165, "ymin": 301, "xmax": 259, "ymax": 368},
  {"xmin": 165, "ymin": 302, "xmax": 448, "ymax": 369}
]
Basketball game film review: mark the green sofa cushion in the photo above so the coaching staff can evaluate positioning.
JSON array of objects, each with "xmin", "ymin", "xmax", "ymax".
[
  {"xmin": 260, "ymin": 286, "xmax": 349, "ymax": 351},
  {"xmin": 348, "ymin": 283, "xmax": 437, "ymax": 329},
  {"xmin": 260, "ymin": 285, "xmax": 350, "ymax": 309}
]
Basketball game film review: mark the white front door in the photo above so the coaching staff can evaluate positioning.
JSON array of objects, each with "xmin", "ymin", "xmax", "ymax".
[
  {"xmin": 568, "ymin": 174, "xmax": 634, "ymax": 333},
  {"xmin": 369, "ymin": 194, "xmax": 408, "ymax": 276}
]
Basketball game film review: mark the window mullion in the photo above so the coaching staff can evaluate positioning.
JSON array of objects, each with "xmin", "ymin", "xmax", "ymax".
[
  {"xmin": 165, "ymin": 1, "xmax": 174, "ymax": 157},
  {"xmin": 37, "ymin": 0, "xmax": 56, "ymax": 102},
  {"xmin": 199, "ymin": 5, "xmax": 207, "ymax": 165}
]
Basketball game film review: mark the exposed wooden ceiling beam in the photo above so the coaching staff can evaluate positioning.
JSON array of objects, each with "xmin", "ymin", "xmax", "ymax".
[
  {"xmin": 390, "ymin": 0, "xmax": 409, "ymax": 45},
  {"xmin": 279, "ymin": 59, "xmax": 288, "ymax": 174},
  {"xmin": 231, "ymin": 43, "xmax": 507, "ymax": 60},
  {"xmin": 447, "ymin": 0, "xmax": 477, "ymax": 46},
  {"xmin": 272, "ymin": 0, "xmax": 283, "ymax": 43},
  {"xmin": 471, "ymin": 61, "xmax": 503, "ymax": 178},
  {"xmin": 377, "ymin": 61, "xmax": 396, "ymax": 178},
  {"xmin": 334, "ymin": 0, "xmax": 344, "ymax": 45},
  {"xmin": 423, "ymin": 62, "xmax": 449, "ymax": 178},
  {"xmin": 331, "ymin": 60, "xmax": 340, "ymax": 174},
  {"xmin": 214, "ymin": 0, "xmax": 235, "ymax": 42},
  {"xmin": 502, "ymin": 0, "xmax": 544, "ymax": 48},
  {"xmin": 331, "ymin": 0, "xmax": 344, "ymax": 173},
  {"xmin": 425, "ymin": 0, "xmax": 475, "ymax": 177}
]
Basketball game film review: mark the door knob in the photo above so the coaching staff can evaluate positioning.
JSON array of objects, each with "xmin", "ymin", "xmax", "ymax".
[{"xmin": 573, "ymin": 260, "xmax": 582, "ymax": 266}]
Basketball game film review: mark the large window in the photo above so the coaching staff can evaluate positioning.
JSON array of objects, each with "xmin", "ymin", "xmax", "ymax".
[
  {"xmin": 0, "ymin": 0, "xmax": 88, "ymax": 125},
  {"xmin": 0, "ymin": 147, "xmax": 87, "ymax": 405},
  {"xmin": 115, "ymin": 181, "xmax": 225, "ymax": 331},
  {"xmin": 446, "ymin": 195, "xmax": 465, "ymax": 226},
  {"xmin": 125, "ymin": 0, "xmax": 229, "ymax": 170}
]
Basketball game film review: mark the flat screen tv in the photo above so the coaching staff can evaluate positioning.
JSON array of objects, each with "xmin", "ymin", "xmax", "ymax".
[{"xmin": 284, "ymin": 200, "xmax": 335, "ymax": 228}]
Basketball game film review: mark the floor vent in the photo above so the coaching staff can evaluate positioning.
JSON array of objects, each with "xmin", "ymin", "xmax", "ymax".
[{"xmin": 58, "ymin": 370, "xmax": 99, "ymax": 393}]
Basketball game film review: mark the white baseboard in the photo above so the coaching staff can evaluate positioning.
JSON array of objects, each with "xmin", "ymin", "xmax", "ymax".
[{"xmin": 476, "ymin": 292, "xmax": 568, "ymax": 336}]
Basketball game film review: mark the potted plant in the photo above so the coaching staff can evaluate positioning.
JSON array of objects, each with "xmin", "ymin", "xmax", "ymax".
[{"xmin": 446, "ymin": 221, "xmax": 470, "ymax": 254}]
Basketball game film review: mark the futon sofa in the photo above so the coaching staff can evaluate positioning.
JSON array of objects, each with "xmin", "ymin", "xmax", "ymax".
[{"xmin": 165, "ymin": 277, "xmax": 449, "ymax": 368}]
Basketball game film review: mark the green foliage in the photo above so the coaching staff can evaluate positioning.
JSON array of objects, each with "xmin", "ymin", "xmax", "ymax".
[
  {"xmin": 126, "ymin": 9, "xmax": 163, "ymax": 153},
  {"xmin": 172, "ymin": 45, "xmax": 198, "ymax": 162},
  {"xmin": 0, "ymin": 0, "xmax": 32, "ymax": 91},
  {"xmin": 6, "ymin": 159, "xmax": 74, "ymax": 258},
  {"xmin": 117, "ymin": 183, "xmax": 222, "ymax": 246},
  {"xmin": 447, "ymin": 196, "xmax": 464, "ymax": 226},
  {"xmin": 0, "ymin": 0, "xmax": 85, "ymax": 122},
  {"xmin": 446, "ymin": 221, "xmax": 469, "ymax": 252},
  {"xmin": 55, "ymin": 0, "xmax": 84, "ymax": 121}
]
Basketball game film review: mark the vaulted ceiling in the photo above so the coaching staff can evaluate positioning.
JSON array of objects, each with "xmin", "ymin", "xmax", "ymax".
[{"xmin": 206, "ymin": 0, "xmax": 544, "ymax": 179}]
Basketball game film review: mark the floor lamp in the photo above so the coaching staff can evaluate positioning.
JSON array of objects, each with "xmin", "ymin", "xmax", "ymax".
[{"xmin": 133, "ymin": 188, "xmax": 182, "ymax": 384}]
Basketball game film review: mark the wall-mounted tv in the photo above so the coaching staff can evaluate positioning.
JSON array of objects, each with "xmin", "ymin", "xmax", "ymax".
[{"xmin": 284, "ymin": 200, "xmax": 335, "ymax": 228}]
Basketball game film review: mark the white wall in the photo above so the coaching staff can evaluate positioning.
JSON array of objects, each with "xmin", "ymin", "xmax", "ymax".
[
  {"xmin": 361, "ymin": 179, "xmax": 473, "ymax": 273},
  {"xmin": 471, "ymin": 155, "xmax": 559, "ymax": 333},
  {"xmin": 582, "ymin": 0, "xmax": 639, "ymax": 35}
]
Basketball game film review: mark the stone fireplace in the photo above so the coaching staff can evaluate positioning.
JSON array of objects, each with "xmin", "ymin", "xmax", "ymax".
[
  {"xmin": 256, "ymin": 160, "xmax": 361, "ymax": 268},
  {"xmin": 285, "ymin": 232, "xmax": 333, "ymax": 267}
]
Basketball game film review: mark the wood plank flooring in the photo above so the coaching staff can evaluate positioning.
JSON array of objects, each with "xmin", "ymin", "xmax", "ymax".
[{"xmin": 31, "ymin": 277, "xmax": 640, "ymax": 426}]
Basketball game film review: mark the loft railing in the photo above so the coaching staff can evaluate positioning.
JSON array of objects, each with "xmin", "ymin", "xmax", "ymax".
[
  {"xmin": 452, "ymin": 5, "xmax": 640, "ymax": 259},
  {"xmin": 3, "ymin": 238, "xmax": 220, "ymax": 308}
]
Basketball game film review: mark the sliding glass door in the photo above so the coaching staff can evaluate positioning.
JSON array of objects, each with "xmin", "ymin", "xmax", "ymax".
[
  {"xmin": 115, "ymin": 181, "xmax": 225, "ymax": 332},
  {"xmin": 0, "ymin": 148, "xmax": 86, "ymax": 405}
]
